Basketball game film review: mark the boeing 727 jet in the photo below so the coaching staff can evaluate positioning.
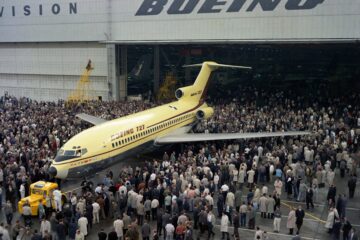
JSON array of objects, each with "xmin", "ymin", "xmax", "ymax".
[{"xmin": 49, "ymin": 62, "xmax": 309, "ymax": 179}]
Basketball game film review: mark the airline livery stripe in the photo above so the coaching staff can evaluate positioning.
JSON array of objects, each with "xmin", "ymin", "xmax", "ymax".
[{"xmin": 53, "ymin": 117, "xmax": 194, "ymax": 166}]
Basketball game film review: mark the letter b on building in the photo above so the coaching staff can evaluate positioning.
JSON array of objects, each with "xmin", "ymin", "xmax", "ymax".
[{"xmin": 136, "ymin": 0, "xmax": 168, "ymax": 15}]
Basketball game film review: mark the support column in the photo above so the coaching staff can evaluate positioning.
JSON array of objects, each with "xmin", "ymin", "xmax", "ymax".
[
  {"xmin": 107, "ymin": 44, "xmax": 117, "ymax": 100},
  {"xmin": 119, "ymin": 46, "xmax": 128, "ymax": 100},
  {"xmin": 153, "ymin": 45, "xmax": 160, "ymax": 95}
]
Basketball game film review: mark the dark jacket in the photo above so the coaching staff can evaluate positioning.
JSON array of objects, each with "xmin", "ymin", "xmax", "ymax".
[
  {"xmin": 108, "ymin": 231, "xmax": 118, "ymax": 240},
  {"xmin": 295, "ymin": 209, "xmax": 305, "ymax": 224},
  {"xmin": 98, "ymin": 231, "xmax": 107, "ymax": 240}
]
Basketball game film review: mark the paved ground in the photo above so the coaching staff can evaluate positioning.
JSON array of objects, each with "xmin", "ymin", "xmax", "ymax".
[{"xmin": 5, "ymin": 153, "xmax": 360, "ymax": 240}]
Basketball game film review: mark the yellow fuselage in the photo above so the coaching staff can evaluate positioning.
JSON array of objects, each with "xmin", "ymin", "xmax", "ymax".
[
  {"xmin": 52, "ymin": 99, "xmax": 207, "ymax": 178},
  {"xmin": 51, "ymin": 61, "xmax": 221, "ymax": 179}
]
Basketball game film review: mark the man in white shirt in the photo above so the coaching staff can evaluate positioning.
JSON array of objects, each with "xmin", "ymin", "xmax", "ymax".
[
  {"xmin": 78, "ymin": 215, "xmax": 88, "ymax": 236},
  {"xmin": 53, "ymin": 189, "xmax": 62, "ymax": 211},
  {"xmin": 71, "ymin": 193, "xmax": 77, "ymax": 214},
  {"xmin": 114, "ymin": 216, "xmax": 124, "ymax": 239},
  {"xmin": 151, "ymin": 198, "xmax": 159, "ymax": 220},
  {"xmin": 92, "ymin": 201, "xmax": 100, "ymax": 224},
  {"xmin": 165, "ymin": 222, "xmax": 175, "ymax": 240},
  {"xmin": 40, "ymin": 218, "xmax": 51, "ymax": 237},
  {"xmin": 20, "ymin": 184, "xmax": 26, "ymax": 199},
  {"xmin": 247, "ymin": 169, "xmax": 255, "ymax": 189}
]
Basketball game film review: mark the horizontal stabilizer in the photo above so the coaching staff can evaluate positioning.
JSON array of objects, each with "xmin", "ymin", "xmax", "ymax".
[
  {"xmin": 155, "ymin": 131, "xmax": 311, "ymax": 144},
  {"xmin": 183, "ymin": 62, "xmax": 252, "ymax": 70},
  {"xmin": 76, "ymin": 113, "xmax": 107, "ymax": 125}
]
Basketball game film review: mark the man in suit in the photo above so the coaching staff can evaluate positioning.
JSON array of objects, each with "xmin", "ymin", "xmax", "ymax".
[
  {"xmin": 98, "ymin": 228, "xmax": 107, "ymax": 240},
  {"xmin": 295, "ymin": 205, "xmax": 305, "ymax": 234},
  {"xmin": 107, "ymin": 228, "xmax": 117, "ymax": 240},
  {"xmin": 348, "ymin": 175, "xmax": 357, "ymax": 198}
]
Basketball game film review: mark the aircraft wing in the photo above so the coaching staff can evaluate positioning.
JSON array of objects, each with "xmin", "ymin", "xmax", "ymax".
[
  {"xmin": 76, "ymin": 113, "xmax": 108, "ymax": 125},
  {"xmin": 155, "ymin": 131, "xmax": 311, "ymax": 144}
]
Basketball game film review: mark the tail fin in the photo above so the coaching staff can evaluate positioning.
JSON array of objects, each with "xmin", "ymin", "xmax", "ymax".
[{"xmin": 180, "ymin": 61, "xmax": 251, "ymax": 102}]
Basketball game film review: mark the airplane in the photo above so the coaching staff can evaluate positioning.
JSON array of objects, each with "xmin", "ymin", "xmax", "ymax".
[{"xmin": 49, "ymin": 62, "xmax": 310, "ymax": 179}]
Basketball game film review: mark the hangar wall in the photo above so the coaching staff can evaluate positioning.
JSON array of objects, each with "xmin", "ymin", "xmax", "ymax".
[
  {"xmin": 1, "ymin": 0, "xmax": 360, "ymax": 100},
  {"xmin": 0, "ymin": 43, "xmax": 109, "ymax": 101},
  {"xmin": 1, "ymin": 0, "xmax": 359, "ymax": 43}
]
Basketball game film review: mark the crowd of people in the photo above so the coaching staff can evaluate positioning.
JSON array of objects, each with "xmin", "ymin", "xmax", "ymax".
[{"xmin": 0, "ymin": 85, "xmax": 359, "ymax": 240}]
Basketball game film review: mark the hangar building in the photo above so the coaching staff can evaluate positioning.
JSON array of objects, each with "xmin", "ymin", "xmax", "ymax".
[{"xmin": 0, "ymin": 0, "xmax": 359, "ymax": 101}]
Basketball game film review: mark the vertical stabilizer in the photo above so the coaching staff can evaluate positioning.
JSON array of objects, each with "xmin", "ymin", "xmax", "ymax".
[{"xmin": 176, "ymin": 62, "xmax": 251, "ymax": 103}]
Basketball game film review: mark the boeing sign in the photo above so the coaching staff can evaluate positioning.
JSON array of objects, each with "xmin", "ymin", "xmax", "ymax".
[
  {"xmin": 0, "ymin": 0, "xmax": 324, "ymax": 18},
  {"xmin": 135, "ymin": 0, "xmax": 325, "ymax": 15},
  {"xmin": 0, "ymin": 2, "xmax": 77, "ymax": 17},
  {"xmin": 0, "ymin": 0, "xmax": 358, "ymax": 43}
]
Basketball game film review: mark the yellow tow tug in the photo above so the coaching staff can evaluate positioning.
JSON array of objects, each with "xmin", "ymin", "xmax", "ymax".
[{"xmin": 18, "ymin": 181, "xmax": 63, "ymax": 216}]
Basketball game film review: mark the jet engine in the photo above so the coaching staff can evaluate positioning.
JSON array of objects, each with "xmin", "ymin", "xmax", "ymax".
[
  {"xmin": 175, "ymin": 86, "xmax": 193, "ymax": 100},
  {"xmin": 196, "ymin": 107, "xmax": 214, "ymax": 120}
]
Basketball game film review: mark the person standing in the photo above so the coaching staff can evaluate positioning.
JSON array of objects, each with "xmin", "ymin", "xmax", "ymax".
[
  {"xmin": 141, "ymin": 220, "xmax": 151, "ymax": 240},
  {"xmin": 273, "ymin": 207, "xmax": 282, "ymax": 233},
  {"xmin": 151, "ymin": 198, "xmax": 159, "ymax": 220},
  {"xmin": 235, "ymin": 189, "xmax": 242, "ymax": 212},
  {"xmin": 207, "ymin": 210, "xmax": 216, "ymax": 239},
  {"xmin": 156, "ymin": 209, "xmax": 163, "ymax": 236},
  {"xmin": 325, "ymin": 207, "xmax": 338, "ymax": 233},
  {"xmin": 254, "ymin": 226, "xmax": 264, "ymax": 240},
  {"xmin": 53, "ymin": 189, "xmax": 62, "ymax": 212},
  {"xmin": 239, "ymin": 202, "xmax": 247, "ymax": 227},
  {"xmin": 20, "ymin": 183, "xmax": 26, "ymax": 199},
  {"xmin": 165, "ymin": 221, "xmax": 175, "ymax": 240},
  {"xmin": 274, "ymin": 178, "xmax": 283, "ymax": 196},
  {"xmin": 306, "ymin": 187, "xmax": 314, "ymax": 210},
  {"xmin": 56, "ymin": 220, "xmax": 67, "ymax": 240},
  {"xmin": 78, "ymin": 215, "xmax": 88, "ymax": 237},
  {"xmin": 343, "ymin": 217, "xmax": 352, "ymax": 240},
  {"xmin": 259, "ymin": 194, "xmax": 268, "ymax": 218},
  {"xmin": 114, "ymin": 216, "xmax": 124, "ymax": 240},
  {"xmin": 40, "ymin": 217, "xmax": 51, "ymax": 238},
  {"xmin": 92, "ymin": 201, "xmax": 100, "ymax": 224},
  {"xmin": 248, "ymin": 204, "xmax": 256, "ymax": 230},
  {"xmin": 266, "ymin": 195, "xmax": 275, "ymax": 219},
  {"xmin": 22, "ymin": 203, "xmax": 32, "ymax": 226},
  {"xmin": 98, "ymin": 229, "xmax": 107, "ymax": 240},
  {"xmin": 332, "ymin": 218, "xmax": 342, "ymax": 240},
  {"xmin": 108, "ymin": 229, "xmax": 118, "ymax": 240},
  {"xmin": 247, "ymin": 168, "xmax": 255, "ymax": 189},
  {"xmin": 69, "ymin": 218, "xmax": 78, "ymax": 240},
  {"xmin": 287, "ymin": 207, "xmax": 296, "ymax": 235},
  {"xmin": 220, "ymin": 212, "xmax": 230, "ymax": 240},
  {"xmin": 233, "ymin": 210, "xmax": 240, "ymax": 239},
  {"xmin": 75, "ymin": 229, "xmax": 85, "ymax": 240},
  {"xmin": 348, "ymin": 175, "xmax": 357, "ymax": 198},
  {"xmin": 4, "ymin": 200, "xmax": 13, "ymax": 225},
  {"xmin": 327, "ymin": 185, "xmax": 337, "ymax": 207},
  {"xmin": 295, "ymin": 205, "xmax": 305, "ymax": 234}
]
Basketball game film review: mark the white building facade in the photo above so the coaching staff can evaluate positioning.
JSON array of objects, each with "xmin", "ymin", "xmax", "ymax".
[{"xmin": 0, "ymin": 0, "xmax": 359, "ymax": 100}]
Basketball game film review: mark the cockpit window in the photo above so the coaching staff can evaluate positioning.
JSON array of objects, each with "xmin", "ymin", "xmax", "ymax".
[
  {"xmin": 54, "ymin": 148, "xmax": 87, "ymax": 162},
  {"xmin": 81, "ymin": 148, "xmax": 88, "ymax": 155},
  {"xmin": 65, "ymin": 150, "xmax": 76, "ymax": 156}
]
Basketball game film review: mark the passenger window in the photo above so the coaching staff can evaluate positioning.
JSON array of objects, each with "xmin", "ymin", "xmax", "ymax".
[
  {"xmin": 122, "ymin": 140, "xmax": 124, "ymax": 144},
  {"xmin": 115, "ymin": 142, "xmax": 118, "ymax": 147},
  {"xmin": 112, "ymin": 143, "xmax": 115, "ymax": 148},
  {"xmin": 118, "ymin": 141, "xmax": 121, "ymax": 145}
]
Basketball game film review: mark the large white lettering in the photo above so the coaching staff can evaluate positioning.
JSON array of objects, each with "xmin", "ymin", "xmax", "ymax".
[{"xmin": 0, "ymin": 2, "xmax": 77, "ymax": 17}]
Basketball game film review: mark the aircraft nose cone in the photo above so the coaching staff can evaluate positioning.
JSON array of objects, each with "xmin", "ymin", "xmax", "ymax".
[{"xmin": 48, "ymin": 166, "xmax": 57, "ymax": 177}]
